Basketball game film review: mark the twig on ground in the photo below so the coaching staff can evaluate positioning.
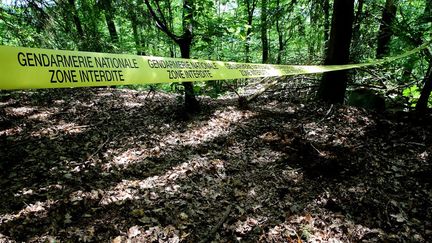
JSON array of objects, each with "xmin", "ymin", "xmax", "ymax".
[
  {"xmin": 246, "ymin": 80, "xmax": 279, "ymax": 103},
  {"xmin": 87, "ymin": 135, "xmax": 118, "ymax": 161},
  {"xmin": 318, "ymin": 104, "xmax": 334, "ymax": 123},
  {"xmin": 201, "ymin": 205, "xmax": 232, "ymax": 243}
]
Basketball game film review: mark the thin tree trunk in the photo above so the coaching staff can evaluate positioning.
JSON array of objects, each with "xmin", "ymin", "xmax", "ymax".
[
  {"xmin": 144, "ymin": 0, "xmax": 199, "ymax": 111},
  {"xmin": 401, "ymin": 56, "xmax": 415, "ymax": 82},
  {"xmin": 244, "ymin": 0, "xmax": 256, "ymax": 63},
  {"xmin": 103, "ymin": 0, "xmax": 118, "ymax": 43},
  {"xmin": 376, "ymin": 0, "xmax": 397, "ymax": 58},
  {"xmin": 179, "ymin": 0, "xmax": 199, "ymax": 111},
  {"xmin": 129, "ymin": 9, "xmax": 141, "ymax": 55},
  {"xmin": 276, "ymin": 3, "xmax": 283, "ymax": 64},
  {"xmin": 323, "ymin": 0, "xmax": 330, "ymax": 52},
  {"xmin": 317, "ymin": 0, "xmax": 355, "ymax": 104},
  {"xmin": 245, "ymin": 16, "xmax": 253, "ymax": 62},
  {"xmin": 352, "ymin": 0, "xmax": 364, "ymax": 39},
  {"xmin": 167, "ymin": 1, "xmax": 175, "ymax": 57},
  {"xmin": 416, "ymin": 61, "xmax": 432, "ymax": 112},
  {"xmin": 261, "ymin": 0, "xmax": 269, "ymax": 63},
  {"xmin": 68, "ymin": 0, "xmax": 84, "ymax": 39},
  {"xmin": 351, "ymin": 0, "xmax": 364, "ymax": 61}
]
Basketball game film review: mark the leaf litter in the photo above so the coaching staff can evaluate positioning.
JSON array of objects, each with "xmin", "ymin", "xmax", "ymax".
[{"xmin": 0, "ymin": 87, "xmax": 431, "ymax": 242}]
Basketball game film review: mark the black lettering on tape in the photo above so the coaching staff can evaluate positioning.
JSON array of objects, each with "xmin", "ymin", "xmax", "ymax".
[
  {"xmin": 49, "ymin": 70, "xmax": 56, "ymax": 83},
  {"xmin": 17, "ymin": 52, "xmax": 26, "ymax": 66}
]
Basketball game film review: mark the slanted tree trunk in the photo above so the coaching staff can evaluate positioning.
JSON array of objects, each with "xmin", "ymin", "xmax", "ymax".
[
  {"xmin": 416, "ymin": 61, "xmax": 432, "ymax": 112},
  {"xmin": 317, "ymin": 0, "xmax": 355, "ymax": 104},
  {"xmin": 414, "ymin": 0, "xmax": 432, "ymax": 112},
  {"xmin": 376, "ymin": 0, "xmax": 397, "ymax": 58},
  {"xmin": 67, "ymin": 0, "xmax": 84, "ymax": 39},
  {"xmin": 102, "ymin": 0, "xmax": 118, "ymax": 43},
  {"xmin": 261, "ymin": 0, "xmax": 269, "ymax": 63}
]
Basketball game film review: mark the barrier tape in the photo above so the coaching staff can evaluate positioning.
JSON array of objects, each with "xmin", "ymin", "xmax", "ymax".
[{"xmin": 0, "ymin": 42, "xmax": 430, "ymax": 90}]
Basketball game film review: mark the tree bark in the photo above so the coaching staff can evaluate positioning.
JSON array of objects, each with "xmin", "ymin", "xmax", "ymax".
[
  {"xmin": 351, "ymin": 0, "xmax": 364, "ymax": 61},
  {"xmin": 145, "ymin": 0, "xmax": 199, "ymax": 111},
  {"xmin": 276, "ymin": 4, "xmax": 283, "ymax": 64},
  {"xmin": 317, "ymin": 0, "xmax": 355, "ymax": 104},
  {"xmin": 376, "ymin": 0, "xmax": 397, "ymax": 58},
  {"xmin": 102, "ymin": 0, "xmax": 118, "ymax": 43},
  {"xmin": 244, "ymin": 0, "xmax": 257, "ymax": 62},
  {"xmin": 67, "ymin": 0, "xmax": 84, "ymax": 39},
  {"xmin": 322, "ymin": 0, "xmax": 330, "ymax": 51},
  {"xmin": 261, "ymin": 0, "xmax": 269, "ymax": 63},
  {"xmin": 414, "ymin": 0, "xmax": 432, "ymax": 112},
  {"xmin": 416, "ymin": 61, "xmax": 432, "ymax": 112},
  {"xmin": 179, "ymin": 0, "xmax": 199, "ymax": 111},
  {"xmin": 129, "ymin": 10, "xmax": 142, "ymax": 55}
]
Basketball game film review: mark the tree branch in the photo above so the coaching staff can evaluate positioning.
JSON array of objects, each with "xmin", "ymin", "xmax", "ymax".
[
  {"xmin": 155, "ymin": 0, "xmax": 169, "ymax": 28},
  {"xmin": 144, "ymin": 0, "xmax": 179, "ymax": 42}
]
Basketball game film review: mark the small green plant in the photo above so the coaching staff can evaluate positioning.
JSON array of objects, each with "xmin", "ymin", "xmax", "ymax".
[{"xmin": 402, "ymin": 85, "xmax": 421, "ymax": 107}]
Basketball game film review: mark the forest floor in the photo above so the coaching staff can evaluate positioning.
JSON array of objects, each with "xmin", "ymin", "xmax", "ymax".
[{"xmin": 0, "ymin": 86, "xmax": 431, "ymax": 242}]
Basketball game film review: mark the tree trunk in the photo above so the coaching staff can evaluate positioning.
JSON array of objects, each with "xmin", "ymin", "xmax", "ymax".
[
  {"xmin": 129, "ymin": 10, "xmax": 142, "ymax": 55},
  {"xmin": 351, "ymin": 0, "xmax": 364, "ymax": 61},
  {"xmin": 317, "ymin": 0, "xmax": 355, "ymax": 104},
  {"xmin": 401, "ymin": 56, "xmax": 415, "ymax": 83},
  {"xmin": 244, "ymin": 0, "xmax": 256, "ymax": 63},
  {"xmin": 322, "ymin": 0, "xmax": 330, "ymax": 52},
  {"xmin": 168, "ymin": 1, "xmax": 175, "ymax": 57},
  {"xmin": 421, "ymin": 0, "xmax": 432, "ymax": 22},
  {"xmin": 376, "ymin": 0, "xmax": 397, "ymax": 58},
  {"xmin": 276, "ymin": 18, "xmax": 283, "ymax": 64},
  {"xmin": 144, "ymin": 0, "xmax": 199, "ymax": 111},
  {"xmin": 275, "ymin": 0, "xmax": 283, "ymax": 64},
  {"xmin": 261, "ymin": 0, "xmax": 269, "ymax": 63},
  {"xmin": 103, "ymin": 0, "xmax": 118, "ymax": 43},
  {"xmin": 179, "ymin": 0, "xmax": 199, "ymax": 111},
  {"xmin": 416, "ymin": 61, "xmax": 432, "ymax": 112},
  {"xmin": 68, "ymin": 0, "xmax": 84, "ymax": 39},
  {"xmin": 245, "ymin": 16, "xmax": 253, "ymax": 62}
]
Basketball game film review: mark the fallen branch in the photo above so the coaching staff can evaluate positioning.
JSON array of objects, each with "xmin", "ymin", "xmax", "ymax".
[
  {"xmin": 318, "ymin": 104, "xmax": 334, "ymax": 123},
  {"xmin": 245, "ymin": 79, "xmax": 279, "ymax": 103},
  {"xmin": 201, "ymin": 205, "xmax": 232, "ymax": 243},
  {"xmin": 222, "ymin": 80, "xmax": 241, "ymax": 98},
  {"xmin": 87, "ymin": 135, "xmax": 118, "ymax": 161}
]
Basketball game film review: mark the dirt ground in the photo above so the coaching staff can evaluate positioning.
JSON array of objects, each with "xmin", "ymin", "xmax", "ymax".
[{"xmin": 0, "ymin": 87, "xmax": 431, "ymax": 242}]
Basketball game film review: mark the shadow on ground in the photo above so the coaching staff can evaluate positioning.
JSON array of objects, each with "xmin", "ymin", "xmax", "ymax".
[{"xmin": 0, "ymin": 88, "xmax": 431, "ymax": 242}]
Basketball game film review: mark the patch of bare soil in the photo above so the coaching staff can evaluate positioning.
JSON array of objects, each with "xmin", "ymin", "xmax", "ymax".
[{"xmin": 0, "ymin": 88, "xmax": 431, "ymax": 242}]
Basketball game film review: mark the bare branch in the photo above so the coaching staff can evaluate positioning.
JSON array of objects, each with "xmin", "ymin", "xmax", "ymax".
[{"xmin": 144, "ymin": 0, "xmax": 179, "ymax": 41}]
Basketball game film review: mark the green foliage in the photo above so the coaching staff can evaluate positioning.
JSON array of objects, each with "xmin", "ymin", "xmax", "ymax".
[{"xmin": 403, "ymin": 85, "xmax": 421, "ymax": 107}]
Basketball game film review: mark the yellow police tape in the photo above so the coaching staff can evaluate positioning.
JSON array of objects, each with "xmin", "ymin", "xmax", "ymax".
[{"xmin": 0, "ymin": 42, "xmax": 430, "ymax": 90}]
